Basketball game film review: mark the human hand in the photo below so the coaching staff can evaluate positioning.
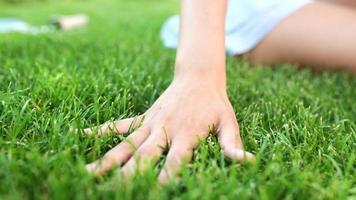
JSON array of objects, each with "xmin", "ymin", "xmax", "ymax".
[{"xmin": 85, "ymin": 77, "xmax": 255, "ymax": 184}]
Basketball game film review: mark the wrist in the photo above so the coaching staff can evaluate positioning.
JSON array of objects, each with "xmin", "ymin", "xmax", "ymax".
[{"xmin": 173, "ymin": 61, "xmax": 227, "ymax": 92}]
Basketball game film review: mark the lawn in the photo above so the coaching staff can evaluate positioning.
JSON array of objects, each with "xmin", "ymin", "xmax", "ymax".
[{"xmin": 0, "ymin": 0, "xmax": 355, "ymax": 199}]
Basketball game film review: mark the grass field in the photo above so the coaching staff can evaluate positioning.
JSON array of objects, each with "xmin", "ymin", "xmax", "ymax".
[{"xmin": 0, "ymin": 0, "xmax": 355, "ymax": 199}]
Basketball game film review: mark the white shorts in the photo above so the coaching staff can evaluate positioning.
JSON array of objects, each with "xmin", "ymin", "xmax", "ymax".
[{"xmin": 160, "ymin": 0, "xmax": 313, "ymax": 55}]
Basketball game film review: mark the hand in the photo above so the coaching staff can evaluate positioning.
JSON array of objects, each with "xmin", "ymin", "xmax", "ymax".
[{"xmin": 85, "ymin": 77, "xmax": 255, "ymax": 184}]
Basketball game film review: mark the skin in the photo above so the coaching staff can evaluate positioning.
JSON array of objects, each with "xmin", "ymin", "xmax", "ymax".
[
  {"xmin": 323, "ymin": 0, "xmax": 356, "ymax": 7},
  {"xmin": 85, "ymin": 0, "xmax": 254, "ymax": 184},
  {"xmin": 248, "ymin": 0, "xmax": 356, "ymax": 73},
  {"xmin": 85, "ymin": 0, "xmax": 356, "ymax": 184}
]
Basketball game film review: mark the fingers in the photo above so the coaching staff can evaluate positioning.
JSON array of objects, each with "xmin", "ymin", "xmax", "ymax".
[
  {"xmin": 120, "ymin": 131, "xmax": 168, "ymax": 179},
  {"xmin": 86, "ymin": 127, "xmax": 149, "ymax": 175},
  {"xmin": 158, "ymin": 139, "xmax": 195, "ymax": 184},
  {"xmin": 84, "ymin": 115, "xmax": 143, "ymax": 136},
  {"xmin": 218, "ymin": 117, "xmax": 255, "ymax": 163}
]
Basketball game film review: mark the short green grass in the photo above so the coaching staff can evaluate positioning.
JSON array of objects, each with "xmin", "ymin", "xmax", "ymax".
[{"xmin": 0, "ymin": 0, "xmax": 355, "ymax": 199}]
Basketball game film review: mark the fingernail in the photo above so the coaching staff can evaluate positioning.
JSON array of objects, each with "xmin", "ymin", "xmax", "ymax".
[
  {"xmin": 84, "ymin": 128, "xmax": 92, "ymax": 134},
  {"xmin": 236, "ymin": 149, "xmax": 256, "ymax": 163},
  {"xmin": 86, "ymin": 163, "xmax": 98, "ymax": 173}
]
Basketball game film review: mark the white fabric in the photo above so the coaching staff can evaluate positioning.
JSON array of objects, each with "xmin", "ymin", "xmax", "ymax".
[
  {"xmin": 0, "ymin": 18, "xmax": 53, "ymax": 34},
  {"xmin": 0, "ymin": 18, "xmax": 30, "ymax": 33},
  {"xmin": 160, "ymin": 0, "xmax": 313, "ymax": 55}
]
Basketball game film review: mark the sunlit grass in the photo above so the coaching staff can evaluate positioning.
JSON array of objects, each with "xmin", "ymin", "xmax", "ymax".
[{"xmin": 0, "ymin": 0, "xmax": 355, "ymax": 199}]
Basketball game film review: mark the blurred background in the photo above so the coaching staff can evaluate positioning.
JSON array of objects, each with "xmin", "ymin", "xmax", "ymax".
[
  {"xmin": 0, "ymin": 0, "xmax": 181, "ymax": 116},
  {"xmin": 0, "ymin": 0, "xmax": 178, "ymax": 43}
]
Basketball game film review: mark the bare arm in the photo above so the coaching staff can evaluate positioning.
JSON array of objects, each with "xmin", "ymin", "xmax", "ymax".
[
  {"xmin": 85, "ymin": 0, "xmax": 254, "ymax": 184},
  {"xmin": 175, "ymin": 0, "xmax": 227, "ymax": 87}
]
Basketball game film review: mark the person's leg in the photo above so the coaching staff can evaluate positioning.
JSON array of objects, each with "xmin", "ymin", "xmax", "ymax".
[
  {"xmin": 322, "ymin": 0, "xmax": 356, "ymax": 7},
  {"xmin": 247, "ymin": 1, "xmax": 356, "ymax": 73}
]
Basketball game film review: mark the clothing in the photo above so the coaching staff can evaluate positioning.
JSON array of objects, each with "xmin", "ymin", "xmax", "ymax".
[
  {"xmin": 0, "ymin": 18, "xmax": 30, "ymax": 33},
  {"xmin": 0, "ymin": 18, "xmax": 53, "ymax": 34},
  {"xmin": 160, "ymin": 0, "xmax": 313, "ymax": 55}
]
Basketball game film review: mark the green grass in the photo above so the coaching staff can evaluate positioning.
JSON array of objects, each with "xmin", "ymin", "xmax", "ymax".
[{"xmin": 0, "ymin": 0, "xmax": 355, "ymax": 199}]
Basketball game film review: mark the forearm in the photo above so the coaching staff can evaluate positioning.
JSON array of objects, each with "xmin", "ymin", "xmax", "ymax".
[
  {"xmin": 85, "ymin": 0, "xmax": 254, "ymax": 181},
  {"xmin": 174, "ymin": 0, "xmax": 227, "ymax": 89}
]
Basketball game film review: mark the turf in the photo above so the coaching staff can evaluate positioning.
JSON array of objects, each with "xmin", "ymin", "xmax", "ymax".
[{"xmin": 0, "ymin": 0, "xmax": 355, "ymax": 199}]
